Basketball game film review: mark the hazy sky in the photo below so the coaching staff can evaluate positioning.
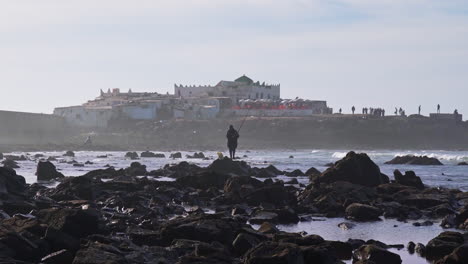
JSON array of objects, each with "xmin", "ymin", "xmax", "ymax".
[{"xmin": 1, "ymin": 0, "xmax": 467, "ymax": 116}]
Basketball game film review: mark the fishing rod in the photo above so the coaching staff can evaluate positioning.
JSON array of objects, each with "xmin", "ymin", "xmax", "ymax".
[{"xmin": 237, "ymin": 107, "xmax": 251, "ymax": 133}]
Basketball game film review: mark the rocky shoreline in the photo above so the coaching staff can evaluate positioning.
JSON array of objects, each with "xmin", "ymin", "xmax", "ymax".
[{"xmin": 0, "ymin": 151, "xmax": 467, "ymax": 263}]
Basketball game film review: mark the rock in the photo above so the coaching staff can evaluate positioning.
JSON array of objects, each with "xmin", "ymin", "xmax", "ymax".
[
  {"xmin": 249, "ymin": 211, "xmax": 278, "ymax": 225},
  {"xmin": 4, "ymin": 155, "xmax": 27, "ymax": 161},
  {"xmin": 72, "ymin": 242, "xmax": 128, "ymax": 264},
  {"xmin": 186, "ymin": 152, "xmax": 205, "ymax": 159},
  {"xmin": 63, "ymin": 151, "xmax": 75, "ymax": 157},
  {"xmin": 169, "ymin": 152, "xmax": 182, "ymax": 159},
  {"xmin": 435, "ymin": 244, "xmax": 468, "ymax": 264},
  {"xmin": 0, "ymin": 152, "xmax": 3, "ymax": 159},
  {"xmin": 345, "ymin": 203, "xmax": 382, "ymax": 221},
  {"xmin": 48, "ymin": 176, "xmax": 95, "ymax": 201},
  {"xmin": 257, "ymin": 222, "xmax": 279, "ymax": 234},
  {"xmin": 285, "ymin": 169, "xmax": 304, "ymax": 177},
  {"xmin": 208, "ymin": 157, "xmax": 251, "ymax": 176},
  {"xmin": 413, "ymin": 220, "xmax": 433, "ymax": 227},
  {"xmin": 407, "ymin": 242, "xmax": 416, "ymax": 254},
  {"xmin": 34, "ymin": 153, "xmax": 44, "ymax": 158},
  {"xmin": 415, "ymin": 243, "xmax": 426, "ymax": 256},
  {"xmin": 232, "ymin": 233, "xmax": 261, "ymax": 255},
  {"xmin": 124, "ymin": 151, "xmax": 139, "ymax": 160},
  {"xmin": 305, "ymin": 167, "xmax": 321, "ymax": 177},
  {"xmin": 162, "ymin": 161, "xmax": 203, "ymax": 178},
  {"xmin": 37, "ymin": 208, "xmax": 100, "ymax": 239},
  {"xmin": 36, "ymin": 161, "xmax": 64, "ymax": 181},
  {"xmin": 426, "ymin": 232, "xmax": 465, "ymax": 261},
  {"xmin": 355, "ymin": 244, "xmax": 402, "ymax": 264},
  {"xmin": 338, "ymin": 222, "xmax": 355, "ymax": 230},
  {"xmin": 243, "ymin": 241, "xmax": 304, "ymax": 264},
  {"xmin": 41, "ymin": 249, "xmax": 74, "ymax": 264},
  {"xmin": 254, "ymin": 165, "xmax": 282, "ymax": 178},
  {"xmin": 285, "ymin": 178, "xmax": 299, "ymax": 184},
  {"xmin": 319, "ymin": 151, "xmax": 389, "ymax": 187},
  {"xmin": 176, "ymin": 171, "xmax": 231, "ymax": 189},
  {"xmin": 124, "ymin": 162, "xmax": 147, "ymax": 176},
  {"xmin": 385, "ymin": 155, "xmax": 443, "ymax": 165},
  {"xmin": 457, "ymin": 162, "xmax": 468, "ymax": 166},
  {"xmin": 2, "ymin": 159, "xmax": 19, "ymax": 169},
  {"xmin": 0, "ymin": 167, "xmax": 26, "ymax": 196},
  {"xmin": 393, "ymin": 170, "xmax": 424, "ymax": 189},
  {"xmin": 140, "ymin": 151, "xmax": 165, "ymax": 158}
]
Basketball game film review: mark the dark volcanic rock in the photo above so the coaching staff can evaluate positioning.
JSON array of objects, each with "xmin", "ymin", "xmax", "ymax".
[
  {"xmin": 2, "ymin": 159, "xmax": 20, "ymax": 169},
  {"xmin": 170, "ymin": 152, "xmax": 182, "ymax": 159},
  {"xmin": 385, "ymin": 155, "xmax": 443, "ymax": 165},
  {"xmin": 48, "ymin": 176, "xmax": 95, "ymax": 201},
  {"xmin": 435, "ymin": 244, "xmax": 468, "ymax": 264},
  {"xmin": 0, "ymin": 167, "xmax": 26, "ymax": 195},
  {"xmin": 393, "ymin": 170, "xmax": 424, "ymax": 189},
  {"xmin": 457, "ymin": 162, "xmax": 468, "ymax": 166},
  {"xmin": 243, "ymin": 241, "xmax": 304, "ymax": 264},
  {"xmin": 125, "ymin": 151, "xmax": 139, "ymax": 160},
  {"xmin": 63, "ymin": 150, "xmax": 75, "ymax": 157},
  {"xmin": 124, "ymin": 162, "xmax": 147, "ymax": 176},
  {"xmin": 176, "ymin": 171, "xmax": 231, "ymax": 189},
  {"xmin": 140, "ymin": 151, "xmax": 165, "ymax": 158},
  {"xmin": 163, "ymin": 161, "xmax": 203, "ymax": 178},
  {"xmin": 186, "ymin": 152, "xmax": 205, "ymax": 159},
  {"xmin": 208, "ymin": 157, "xmax": 251, "ymax": 176},
  {"xmin": 318, "ymin": 151, "xmax": 389, "ymax": 187},
  {"xmin": 355, "ymin": 244, "xmax": 402, "ymax": 264},
  {"xmin": 425, "ymin": 231, "xmax": 465, "ymax": 261},
  {"xmin": 36, "ymin": 161, "xmax": 64, "ymax": 181},
  {"xmin": 37, "ymin": 208, "xmax": 100, "ymax": 239},
  {"xmin": 345, "ymin": 203, "xmax": 382, "ymax": 221}
]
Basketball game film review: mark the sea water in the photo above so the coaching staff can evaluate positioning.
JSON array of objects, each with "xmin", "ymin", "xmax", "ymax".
[{"xmin": 4, "ymin": 149, "xmax": 468, "ymax": 263}]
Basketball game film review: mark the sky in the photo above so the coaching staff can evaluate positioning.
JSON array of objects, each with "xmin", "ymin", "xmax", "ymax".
[{"xmin": 0, "ymin": 0, "xmax": 467, "ymax": 116}]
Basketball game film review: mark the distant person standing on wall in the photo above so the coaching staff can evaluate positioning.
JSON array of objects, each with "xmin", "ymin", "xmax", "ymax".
[
  {"xmin": 437, "ymin": 104, "xmax": 441, "ymax": 114},
  {"xmin": 352, "ymin": 106, "xmax": 355, "ymax": 115},
  {"xmin": 339, "ymin": 108, "xmax": 342, "ymax": 114},
  {"xmin": 418, "ymin": 105, "xmax": 421, "ymax": 115},
  {"xmin": 226, "ymin": 125, "xmax": 239, "ymax": 159}
]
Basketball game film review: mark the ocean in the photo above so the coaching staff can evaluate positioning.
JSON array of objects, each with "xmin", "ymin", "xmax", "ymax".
[{"xmin": 5, "ymin": 149, "xmax": 468, "ymax": 263}]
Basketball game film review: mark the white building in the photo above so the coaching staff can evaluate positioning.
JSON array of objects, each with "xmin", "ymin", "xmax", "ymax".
[{"xmin": 174, "ymin": 75, "xmax": 280, "ymax": 103}]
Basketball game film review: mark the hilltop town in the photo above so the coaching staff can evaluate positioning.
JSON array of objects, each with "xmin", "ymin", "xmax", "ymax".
[{"xmin": 0, "ymin": 75, "xmax": 466, "ymax": 151}]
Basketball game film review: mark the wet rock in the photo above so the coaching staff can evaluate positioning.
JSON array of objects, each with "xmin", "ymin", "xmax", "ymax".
[
  {"xmin": 249, "ymin": 211, "xmax": 278, "ymax": 225},
  {"xmin": 208, "ymin": 157, "xmax": 251, "ymax": 176},
  {"xmin": 393, "ymin": 170, "xmax": 424, "ymax": 189},
  {"xmin": 170, "ymin": 152, "xmax": 182, "ymax": 159},
  {"xmin": 141, "ymin": 151, "xmax": 165, "ymax": 158},
  {"xmin": 36, "ymin": 161, "xmax": 64, "ymax": 181},
  {"xmin": 285, "ymin": 178, "xmax": 299, "ymax": 184},
  {"xmin": 63, "ymin": 151, "xmax": 75, "ymax": 157},
  {"xmin": 0, "ymin": 167, "xmax": 26, "ymax": 195},
  {"xmin": 257, "ymin": 222, "xmax": 279, "ymax": 234},
  {"xmin": 124, "ymin": 151, "xmax": 139, "ymax": 160},
  {"xmin": 407, "ymin": 242, "xmax": 416, "ymax": 254},
  {"xmin": 186, "ymin": 152, "xmax": 205, "ymax": 159},
  {"xmin": 385, "ymin": 155, "xmax": 443, "ymax": 165},
  {"xmin": 338, "ymin": 222, "xmax": 355, "ymax": 230},
  {"xmin": 413, "ymin": 220, "xmax": 433, "ymax": 227},
  {"xmin": 41, "ymin": 249, "xmax": 74, "ymax": 264},
  {"xmin": 232, "ymin": 233, "xmax": 261, "ymax": 255},
  {"xmin": 2, "ymin": 159, "xmax": 19, "ymax": 169},
  {"xmin": 425, "ymin": 231, "xmax": 465, "ymax": 261},
  {"xmin": 457, "ymin": 162, "xmax": 468, "ymax": 166},
  {"xmin": 254, "ymin": 165, "xmax": 281, "ymax": 178},
  {"xmin": 415, "ymin": 243, "xmax": 426, "ymax": 256},
  {"xmin": 319, "ymin": 151, "xmax": 389, "ymax": 187},
  {"xmin": 243, "ymin": 241, "xmax": 304, "ymax": 264},
  {"xmin": 345, "ymin": 203, "xmax": 382, "ymax": 221},
  {"xmin": 0, "ymin": 152, "xmax": 3, "ymax": 159},
  {"xmin": 4, "ymin": 155, "xmax": 27, "ymax": 161},
  {"xmin": 305, "ymin": 167, "xmax": 321, "ymax": 177},
  {"xmin": 162, "ymin": 161, "xmax": 203, "ymax": 178},
  {"xmin": 72, "ymin": 242, "xmax": 128, "ymax": 264},
  {"xmin": 176, "ymin": 171, "xmax": 230, "ymax": 189},
  {"xmin": 435, "ymin": 244, "xmax": 468, "ymax": 264},
  {"xmin": 37, "ymin": 208, "xmax": 100, "ymax": 238},
  {"xmin": 125, "ymin": 162, "xmax": 147, "ymax": 176},
  {"xmin": 355, "ymin": 244, "xmax": 402, "ymax": 264},
  {"xmin": 48, "ymin": 176, "xmax": 95, "ymax": 201},
  {"xmin": 285, "ymin": 169, "xmax": 305, "ymax": 177}
]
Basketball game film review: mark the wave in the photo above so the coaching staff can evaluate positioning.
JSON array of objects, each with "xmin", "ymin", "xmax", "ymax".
[{"xmin": 393, "ymin": 152, "xmax": 468, "ymax": 161}]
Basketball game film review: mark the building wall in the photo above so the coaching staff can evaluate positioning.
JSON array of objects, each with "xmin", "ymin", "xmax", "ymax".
[
  {"xmin": 120, "ymin": 104, "xmax": 158, "ymax": 120},
  {"xmin": 54, "ymin": 106, "xmax": 114, "ymax": 128},
  {"xmin": 0, "ymin": 110, "xmax": 67, "ymax": 145},
  {"xmin": 227, "ymin": 109, "xmax": 326, "ymax": 117}
]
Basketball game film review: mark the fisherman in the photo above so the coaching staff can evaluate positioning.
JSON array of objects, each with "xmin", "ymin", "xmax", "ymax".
[
  {"xmin": 418, "ymin": 105, "xmax": 421, "ymax": 115},
  {"xmin": 437, "ymin": 104, "xmax": 441, "ymax": 114},
  {"xmin": 339, "ymin": 108, "xmax": 342, "ymax": 114},
  {"xmin": 226, "ymin": 125, "xmax": 239, "ymax": 159},
  {"xmin": 351, "ymin": 106, "xmax": 355, "ymax": 115}
]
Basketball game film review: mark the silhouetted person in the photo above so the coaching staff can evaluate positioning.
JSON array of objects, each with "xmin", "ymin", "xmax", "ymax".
[
  {"xmin": 226, "ymin": 125, "xmax": 239, "ymax": 159},
  {"xmin": 339, "ymin": 108, "xmax": 342, "ymax": 114},
  {"xmin": 454, "ymin": 109, "xmax": 459, "ymax": 115},
  {"xmin": 437, "ymin": 104, "xmax": 441, "ymax": 114},
  {"xmin": 394, "ymin": 107, "xmax": 398, "ymax": 115},
  {"xmin": 352, "ymin": 106, "xmax": 355, "ymax": 114},
  {"xmin": 83, "ymin": 136, "xmax": 92, "ymax": 147},
  {"xmin": 418, "ymin": 105, "xmax": 421, "ymax": 115}
]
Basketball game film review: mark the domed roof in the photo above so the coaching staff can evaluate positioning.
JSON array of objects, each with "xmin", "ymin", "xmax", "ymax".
[{"xmin": 235, "ymin": 75, "xmax": 254, "ymax": 85}]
